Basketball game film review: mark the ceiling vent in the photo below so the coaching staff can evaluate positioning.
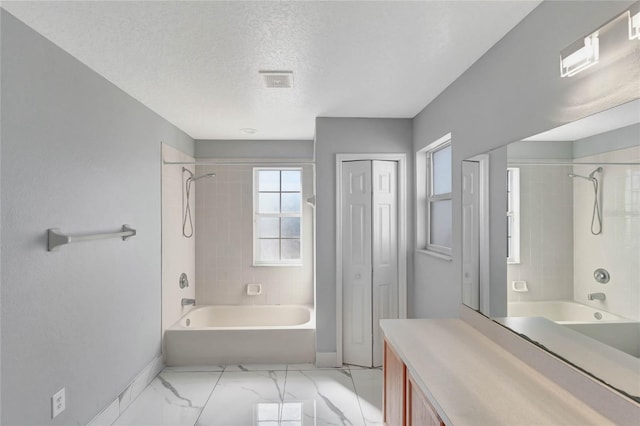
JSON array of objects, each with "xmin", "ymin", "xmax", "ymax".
[{"xmin": 259, "ymin": 70, "xmax": 293, "ymax": 88}]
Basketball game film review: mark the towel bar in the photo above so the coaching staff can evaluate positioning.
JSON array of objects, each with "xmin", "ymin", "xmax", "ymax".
[{"xmin": 47, "ymin": 225, "xmax": 136, "ymax": 251}]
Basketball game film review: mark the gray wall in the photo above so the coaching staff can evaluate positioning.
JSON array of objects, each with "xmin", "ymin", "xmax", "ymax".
[
  {"xmin": 507, "ymin": 140, "xmax": 574, "ymax": 160},
  {"xmin": 314, "ymin": 117, "xmax": 413, "ymax": 353},
  {"xmin": 1, "ymin": 11, "xmax": 194, "ymax": 425},
  {"xmin": 196, "ymin": 139, "xmax": 314, "ymax": 159},
  {"xmin": 413, "ymin": 0, "xmax": 639, "ymax": 318},
  {"xmin": 573, "ymin": 123, "xmax": 640, "ymax": 158}
]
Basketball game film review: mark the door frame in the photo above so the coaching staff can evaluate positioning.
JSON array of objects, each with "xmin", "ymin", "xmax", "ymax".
[
  {"xmin": 463, "ymin": 154, "xmax": 490, "ymax": 314},
  {"xmin": 336, "ymin": 153, "xmax": 407, "ymax": 366}
]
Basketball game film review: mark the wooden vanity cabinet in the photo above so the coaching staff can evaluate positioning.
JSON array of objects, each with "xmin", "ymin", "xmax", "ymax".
[
  {"xmin": 407, "ymin": 374, "xmax": 444, "ymax": 426},
  {"xmin": 384, "ymin": 339, "xmax": 444, "ymax": 426},
  {"xmin": 384, "ymin": 339, "xmax": 406, "ymax": 426}
]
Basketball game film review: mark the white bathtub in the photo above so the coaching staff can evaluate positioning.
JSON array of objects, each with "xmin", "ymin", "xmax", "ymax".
[
  {"xmin": 164, "ymin": 305, "xmax": 315, "ymax": 366},
  {"xmin": 508, "ymin": 300, "xmax": 629, "ymax": 324}
]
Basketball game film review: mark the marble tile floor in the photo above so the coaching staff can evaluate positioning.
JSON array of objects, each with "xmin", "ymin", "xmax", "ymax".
[{"xmin": 113, "ymin": 364, "xmax": 383, "ymax": 426}]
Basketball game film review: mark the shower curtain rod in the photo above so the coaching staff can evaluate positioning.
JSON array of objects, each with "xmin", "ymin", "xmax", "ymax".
[
  {"xmin": 508, "ymin": 161, "xmax": 639, "ymax": 166},
  {"xmin": 163, "ymin": 158, "xmax": 315, "ymax": 166}
]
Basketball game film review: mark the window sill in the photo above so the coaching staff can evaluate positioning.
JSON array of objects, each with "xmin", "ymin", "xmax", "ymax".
[{"xmin": 416, "ymin": 249, "xmax": 452, "ymax": 262}]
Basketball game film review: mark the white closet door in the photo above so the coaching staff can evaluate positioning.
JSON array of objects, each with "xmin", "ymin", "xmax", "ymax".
[
  {"xmin": 371, "ymin": 160, "xmax": 398, "ymax": 367},
  {"xmin": 462, "ymin": 160, "xmax": 480, "ymax": 310},
  {"xmin": 342, "ymin": 160, "xmax": 373, "ymax": 367}
]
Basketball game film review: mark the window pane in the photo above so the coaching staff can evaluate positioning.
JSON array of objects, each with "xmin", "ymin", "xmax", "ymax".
[
  {"xmin": 432, "ymin": 145, "xmax": 451, "ymax": 195},
  {"xmin": 258, "ymin": 193, "xmax": 280, "ymax": 213},
  {"xmin": 281, "ymin": 217, "xmax": 300, "ymax": 238},
  {"xmin": 430, "ymin": 199, "xmax": 452, "ymax": 248},
  {"xmin": 258, "ymin": 170, "xmax": 280, "ymax": 191},
  {"xmin": 257, "ymin": 403, "xmax": 280, "ymax": 421},
  {"xmin": 258, "ymin": 217, "xmax": 279, "ymax": 238},
  {"xmin": 258, "ymin": 239, "xmax": 279, "ymax": 261},
  {"xmin": 281, "ymin": 170, "xmax": 301, "ymax": 191},
  {"xmin": 281, "ymin": 193, "xmax": 301, "ymax": 213},
  {"xmin": 281, "ymin": 239, "xmax": 301, "ymax": 260},
  {"xmin": 281, "ymin": 402, "xmax": 303, "ymax": 420}
]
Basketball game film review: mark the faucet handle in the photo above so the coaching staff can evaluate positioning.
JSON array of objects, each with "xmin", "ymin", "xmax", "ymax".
[{"xmin": 593, "ymin": 268, "xmax": 610, "ymax": 284}]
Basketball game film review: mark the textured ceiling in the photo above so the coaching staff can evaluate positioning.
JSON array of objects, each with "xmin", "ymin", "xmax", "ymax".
[{"xmin": 2, "ymin": 1, "xmax": 541, "ymax": 140}]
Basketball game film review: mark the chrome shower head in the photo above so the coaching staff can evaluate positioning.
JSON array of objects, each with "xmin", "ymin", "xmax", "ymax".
[
  {"xmin": 588, "ymin": 167, "xmax": 603, "ymax": 179},
  {"xmin": 187, "ymin": 173, "xmax": 216, "ymax": 184},
  {"xmin": 187, "ymin": 173, "xmax": 216, "ymax": 183},
  {"xmin": 568, "ymin": 173, "xmax": 592, "ymax": 181},
  {"xmin": 569, "ymin": 167, "xmax": 602, "ymax": 182}
]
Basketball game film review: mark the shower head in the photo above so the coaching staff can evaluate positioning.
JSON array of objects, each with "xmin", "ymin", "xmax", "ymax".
[
  {"xmin": 588, "ymin": 167, "xmax": 603, "ymax": 179},
  {"xmin": 568, "ymin": 167, "xmax": 602, "ymax": 182},
  {"xmin": 568, "ymin": 173, "xmax": 592, "ymax": 181},
  {"xmin": 187, "ymin": 173, "xmax": 216, "ymax": 183}
]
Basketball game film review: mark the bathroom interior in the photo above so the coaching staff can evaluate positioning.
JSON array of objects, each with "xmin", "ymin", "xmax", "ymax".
[{"xmin": 1, "ymin": 1, "xmax": 640, "ymax": 425}]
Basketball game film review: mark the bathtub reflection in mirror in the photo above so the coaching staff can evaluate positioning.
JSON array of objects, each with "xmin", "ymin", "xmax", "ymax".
[{"xmin": 463, "ymin": 99, "xmax": 640, "ymax": 400}]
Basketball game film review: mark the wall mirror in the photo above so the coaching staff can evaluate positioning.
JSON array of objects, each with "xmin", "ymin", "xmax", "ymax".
[{"xmin": 462, "ymin": 98, "xmax": 640, "ymax": 401}]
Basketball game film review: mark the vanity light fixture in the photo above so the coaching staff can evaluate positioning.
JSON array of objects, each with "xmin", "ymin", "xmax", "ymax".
[
  {"xmin": 560, "ymin": 32, "xmax": 600, "ymax": 77},
  {"xmin": 629, "ymin": 3, "xmax": 640, "ymax": 40}
]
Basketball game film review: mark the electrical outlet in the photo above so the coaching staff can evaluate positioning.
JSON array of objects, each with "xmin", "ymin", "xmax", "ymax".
[{"xmin": 51, "ymin": 388, "xmax": 65, "ymax": 418}]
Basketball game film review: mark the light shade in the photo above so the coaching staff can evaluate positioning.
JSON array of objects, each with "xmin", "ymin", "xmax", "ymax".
[
  {"xmin": 560, "ymin": 32, "xmax": 599, "ymax": 77},
  {"xmin": 629, "ymin": 3, "xmax": 640, "ymax": 40}
]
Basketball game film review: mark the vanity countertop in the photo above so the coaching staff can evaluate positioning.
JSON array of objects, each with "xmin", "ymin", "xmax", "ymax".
[{"xmin": 380, "ymin": 318, "xmax": 618, "ymax": 425}]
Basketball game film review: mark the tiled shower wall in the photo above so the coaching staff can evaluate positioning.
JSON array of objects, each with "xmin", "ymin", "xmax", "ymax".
[
  {"xmin": 194, "ymin": 164, "xmax": 314, "ymax": 306},
  {"xmin": 507, "ymin": 165, "xmax": 574, "ymax": 301},
  {"xmin": 161, "ymin": 144, "xmax": 196, "ymax": 333},
  {"xmin": 573, "ymin": 146, "xmax": 640, "ymax": 320}
]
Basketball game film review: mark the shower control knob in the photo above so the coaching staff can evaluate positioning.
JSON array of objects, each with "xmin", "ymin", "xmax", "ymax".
[
  {"xmin": 593, "ymin": 268, "xmax": 610, "ymax": 284},
  {"xmin": 179, "ymin": 272, "xmax": 189, "ymax": 289}
]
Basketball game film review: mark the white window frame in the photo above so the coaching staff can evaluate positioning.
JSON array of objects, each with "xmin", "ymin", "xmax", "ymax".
[
  {"xmin": 506, "ymin": 167, "xmax": 521, "ymax": 264},
  {"xmin": 416, "ymin": 134, "xmax": 452, "ymax": 258},
  {"xmin": 253, "ymin": 167, "xmax": 303, "ymax": 266}
]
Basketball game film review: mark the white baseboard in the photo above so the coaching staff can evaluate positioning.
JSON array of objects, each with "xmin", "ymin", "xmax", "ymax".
[
  {"xmin": 315, "ymin": 352, "xmax": 339, "ymax": 368},
  {"xmin": 87, "ymin": 355, "xmax": 164, "ymax": 426}
]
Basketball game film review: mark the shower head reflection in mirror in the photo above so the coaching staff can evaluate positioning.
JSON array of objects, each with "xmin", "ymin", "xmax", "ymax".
[
  {"xmin": 182, "ymin": 167, "xmax": 216, "ymax": 238},
  {"xmin": 568, "ymin": 166, "xmax": 603, "ymax": 235}
]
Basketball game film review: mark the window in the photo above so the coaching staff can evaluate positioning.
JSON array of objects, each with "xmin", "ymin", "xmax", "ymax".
[
  {"xmin": 506, "ymin": 167, "xmax": 520, "ymax": 264},
  {"xmin": 253, "ymin": 168, "xmax": 302, "ymax": 265},
  {"xmin": 426, "ymin": 138, "xmax": 452, "ymax": 255},
  {"xmin": 416, "ymin": 134, "xmax": 452, "ymax": 258}
]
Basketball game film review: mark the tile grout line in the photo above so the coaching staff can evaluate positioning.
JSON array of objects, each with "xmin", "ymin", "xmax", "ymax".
[
  {"xmin": 280, "ymin": 364, "xmax": 290, "ymax": 423},
  {"xmin": 347, "ymin": 364, "xmax": 369, "ymax": 426},
  {"xmin": 192, "ymin": 365, "xmax": 226, "ymax": 426}
]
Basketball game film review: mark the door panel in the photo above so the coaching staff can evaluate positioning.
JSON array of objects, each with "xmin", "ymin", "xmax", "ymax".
[
  {"xmin": 372, "ymin": 160, "xmax": 398, "ymax": 367},
  {"xmin": 342, "ymin": 161, "xmax": 373, "ymax": 367}
]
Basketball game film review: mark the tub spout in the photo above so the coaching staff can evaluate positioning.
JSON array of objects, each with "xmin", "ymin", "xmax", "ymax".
[
  {"xmin": 588, "ymin": 292, "xmax": 606, "ymax": 301},
  {"xmin": 181, "ymin": 298, "xmax": 196, "ymax": 306}
]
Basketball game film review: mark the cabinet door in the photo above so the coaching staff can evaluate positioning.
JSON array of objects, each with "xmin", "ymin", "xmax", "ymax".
[
  {"xmin": 384, "ymin": 339, "xmax": 406, "ymax": 426},
  {"xmin": 407, "ymin": 374, "xmax": 444, "ymax": 426}
]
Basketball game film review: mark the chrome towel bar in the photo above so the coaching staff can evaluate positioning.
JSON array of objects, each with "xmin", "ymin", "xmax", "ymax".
[{"xmin": 47, "ymin": 225, "xmax": 136, "ymax": 251}]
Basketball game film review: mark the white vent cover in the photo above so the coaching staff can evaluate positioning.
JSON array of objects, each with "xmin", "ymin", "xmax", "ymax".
[{"xmin": 259, "ymin": 70, "xmax": 294, "ymax": 88}]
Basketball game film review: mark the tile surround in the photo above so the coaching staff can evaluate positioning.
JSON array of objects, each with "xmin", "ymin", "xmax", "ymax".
[
  {"xmin": 194, "ymin": 164, "xmax": 314, "ymax": 307},
  {"xmin": 506, "ymin": 146, "xmax": 640, "ymax": 321},
  {"xmin": 573, "ymin": 146, "xmax": 640, "ymax": 320},
  {"xmin": 507, "ymin": 165, "xmax": 574, "ymax": 302}
]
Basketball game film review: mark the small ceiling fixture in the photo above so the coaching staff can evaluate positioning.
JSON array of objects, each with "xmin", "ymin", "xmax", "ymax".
[
  {"xmin": 560, "ymin": 32, "xmax": 599, "ymax": 77},
  {"xmin": 629, "ymin": 3, "xmax": 640, "ymax": 40},
  {"xmin": 259, "ymin": 70, "xmax": 294, "ymax": 88},
  {"xmin": 240, "ymin": 128, "xmax": 257, "ymax": 134}
]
